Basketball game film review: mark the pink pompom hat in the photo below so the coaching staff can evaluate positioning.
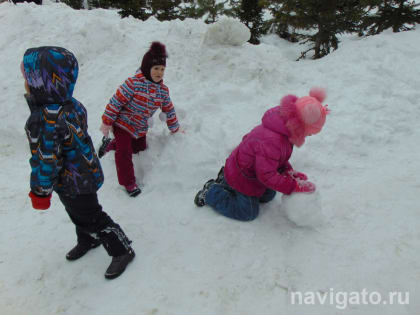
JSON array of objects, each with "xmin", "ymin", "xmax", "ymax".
[{"xmin": 279, "ymin": 87, "xmax": 330, "ymax": 147}]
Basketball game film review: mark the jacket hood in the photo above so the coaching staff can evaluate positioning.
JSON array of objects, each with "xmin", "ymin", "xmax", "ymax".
[
  {"xmin": 22, "ymin": 46, "xmax": 78, "ymax": 105},
  {"xmin": 261, "ymin": 106, "xmax": 290, "ymax": 136}
]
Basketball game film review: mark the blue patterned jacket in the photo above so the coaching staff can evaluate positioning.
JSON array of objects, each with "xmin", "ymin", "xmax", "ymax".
[{"xmin": 23, "ymin": 47, "xmax": 103, "ymax": 196}]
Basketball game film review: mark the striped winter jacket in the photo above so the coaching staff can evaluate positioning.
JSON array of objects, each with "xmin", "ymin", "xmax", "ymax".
[
  {"xmin": 102, "ymin": 71, "xmax": 179, "ymax": 138},
  {"xmin": 23, "ymin": 46, "xmax": 104, "ymax": 197}
]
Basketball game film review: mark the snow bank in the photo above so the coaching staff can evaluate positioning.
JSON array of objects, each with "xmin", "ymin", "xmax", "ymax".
[{"xmin": 1, "ymin": 1, "xmax": 420, "ymax": 315}]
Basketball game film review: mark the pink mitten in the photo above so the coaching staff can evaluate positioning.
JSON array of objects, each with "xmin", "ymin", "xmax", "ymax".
[
  {"xmin": 288, "ymin": 170, "xmax": 308, "ymax": 181},
  {"xmin": 294, "ymin": 180, "xmax": 316, "ymax": 193}
]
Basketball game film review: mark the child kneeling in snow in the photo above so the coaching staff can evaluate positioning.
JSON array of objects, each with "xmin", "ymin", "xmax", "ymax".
[
  {"xmin": 23, "ymin": 46, "xmax": 134, "ymax": 279},
  {"xmin": 98, "ymin": 41, "xmax": 180, "ymax": 197},
  {"xmin": 194, "ymin": 88, "xmax": 329, "ymax": 221}
]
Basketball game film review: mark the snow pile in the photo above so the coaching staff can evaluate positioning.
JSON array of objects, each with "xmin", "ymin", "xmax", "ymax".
[
  {"xmin": 203, "ymin": 17, "xmax": 250, "ymax": 46},
  {"xmin": 281, "ymin": 191, "xmax": 325, "ymax": 228}
]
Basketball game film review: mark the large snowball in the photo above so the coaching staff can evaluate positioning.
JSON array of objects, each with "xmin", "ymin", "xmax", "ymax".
[
  {"xmin": 203, "ymin": 17, "xmax": 250, "ymax": 46},
  {"xmin": 281, "ymin": 191, "xmax": 325, "ymax": 228}
]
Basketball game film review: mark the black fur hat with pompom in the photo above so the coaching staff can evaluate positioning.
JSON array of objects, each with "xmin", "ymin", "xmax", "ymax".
[{"xmin": 140, "ymin": 41, "xmax": 168, "ymax": 82}]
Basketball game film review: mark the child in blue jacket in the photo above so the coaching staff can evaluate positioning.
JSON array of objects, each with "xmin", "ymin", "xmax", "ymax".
[{"xmin": 22, "ymin": 46, "xmax": 134, "ymax": 279}]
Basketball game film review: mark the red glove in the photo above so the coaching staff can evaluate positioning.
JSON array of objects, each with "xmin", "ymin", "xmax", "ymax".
[
  {"xmin": 28, "ymin": 192, "xmax": 51, "ymax": 210},
  {"xmin": 294, "ymin": 180, "xmax": 316, "ymax": 193},
  {"xmin": 288, "ymin": 170, "xmax": 308, "ymax": 181}
]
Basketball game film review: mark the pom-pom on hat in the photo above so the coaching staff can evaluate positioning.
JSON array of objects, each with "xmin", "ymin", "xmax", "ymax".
[
  {"xmin": 141, "ymin": 41, "xmax": 168, "ymax": 83},
  {"xmin": 279, "ymin": 87, "xmax": 329, "ymax": 147}
]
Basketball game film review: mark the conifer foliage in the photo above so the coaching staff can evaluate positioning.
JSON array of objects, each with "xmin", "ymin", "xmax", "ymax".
[
  {"xmin": 61, "ymin": 0, "xmax": 83, "ymax": 9},
  {"xmin": 363, "ymin": 0, "xmax": 420, "ymax": 34},
  {"xmin": 235, "ymin": 0, "xmax": 266, "ymax": 44},
  {"xmin": 271, "ymin": 0, "xmax": 367, "ymax": 59},
  {"xmin": 57, "ymin": 0, "xmax": 420, "ymax": 60},
  {"xmin": 150, "ymin": 0, "xmax": 182, "ymax": 21},
  {"xmin": 196, "ymin": 0, "xmax": 229, "ymax": 23},
  {"xmin": 87, "ymin": 0, "xmax": 114, "ymax": 9},
  {"xmin": 115, "ymin": 0, "xmax": 150, "ymax": 20}
]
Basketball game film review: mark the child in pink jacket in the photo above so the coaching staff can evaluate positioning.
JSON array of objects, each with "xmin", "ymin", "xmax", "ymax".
[{"xmin": 194, "ymin": 88, "xmax": 329, "ymax": 221}]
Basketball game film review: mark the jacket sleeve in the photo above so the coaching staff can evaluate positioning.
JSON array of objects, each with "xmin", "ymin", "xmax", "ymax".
[
  {"xmin": 254, "ymin": 140, "xmax": 296, "ymax": 195},
  {"xmin": 25, "ymin": 107, "xmax": 68, "ymax": 196},
  {"xmin": 161, "ymin": 88, "xmax": 179, "ymax": 133},
  {"xmin": 102, "ymin": 77, "xmax": 135, "ymax": 125},
  {"xmin": 278, "ymin": 161, "xmax": 293, "ymax": 174}
]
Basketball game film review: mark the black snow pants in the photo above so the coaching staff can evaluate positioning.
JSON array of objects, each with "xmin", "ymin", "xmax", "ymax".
[{"xmin": 58, "ymin": 193, "xmax": 132, "ymax": 257}]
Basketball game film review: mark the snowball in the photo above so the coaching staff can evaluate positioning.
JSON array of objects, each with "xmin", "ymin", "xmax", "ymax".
[
  {"xmin": 281, "ymin": 191, "xmax": 325, "ymax": 228},
  {"xmin": 203, "ymin": 17, "xmax": 250, "ymax": 47}
]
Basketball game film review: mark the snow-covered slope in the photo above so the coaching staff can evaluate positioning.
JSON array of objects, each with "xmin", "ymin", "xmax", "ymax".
[{"xmin": 0, "ymin": 1, "xmax": 419, "ymax": 314}]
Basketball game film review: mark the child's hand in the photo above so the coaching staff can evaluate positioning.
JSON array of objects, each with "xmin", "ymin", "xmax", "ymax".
[
  {"xmin": 294, "ymin": 180, "xmax": 316, "ymax": 193},
  {"xmin": 288, "ymin": 170, "xmax": 308, "ymax": 181},
  {"xmin": 100, "ymin": 123, "xmax": 112, "ymax": 137}
]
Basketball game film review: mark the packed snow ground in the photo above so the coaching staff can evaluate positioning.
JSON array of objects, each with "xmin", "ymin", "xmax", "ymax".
[{"xmin": 0, "ymin": 1, "xmax": 419, "ymax": 314}]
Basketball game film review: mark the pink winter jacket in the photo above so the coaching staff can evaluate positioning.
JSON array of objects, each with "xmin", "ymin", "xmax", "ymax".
[{"xmin": 224, "ymin": 106, "xmax": 297, "ymax": 197}]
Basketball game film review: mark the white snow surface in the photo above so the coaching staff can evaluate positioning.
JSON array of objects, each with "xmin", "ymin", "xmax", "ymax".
[{"xmin": 1, "ymin": 1, "xmax": 420, "ymax": 315}]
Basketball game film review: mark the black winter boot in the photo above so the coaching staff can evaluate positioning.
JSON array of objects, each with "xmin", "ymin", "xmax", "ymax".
[
  {"xmin": 98, "ymin": 136, "xmax": 112, "ymax": 158},
  {"xmin": 125, "ymin": 183, "xmax": 141, "ymax": 197},
  {"xmin": 194, "ymin": 179, "xmax": 215, "ymax": 207},
  {"xmin": 215, "ymin": 166, "xmax": 225, "ymax": 183},
  {"xmin": 105, "ymin": 249, "xmax": 135, "ymax": 279},
  {"xmin": 96, "ymin": 220, "xmax": 134, "ymax": 279},
  {"xmin": 66, "ymin": 239, "xmax": 101, "ymax": 261}
]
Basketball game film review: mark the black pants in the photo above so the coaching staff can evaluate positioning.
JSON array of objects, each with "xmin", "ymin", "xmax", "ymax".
[{"xmin": 58, "ymin": 193, "xmax": 132, "ymax": 257}]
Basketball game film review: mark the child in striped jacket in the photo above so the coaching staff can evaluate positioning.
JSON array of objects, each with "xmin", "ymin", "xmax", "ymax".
[{"xmin": 99, "ymin": 42, "xmax": 180, "ymax": 197}]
